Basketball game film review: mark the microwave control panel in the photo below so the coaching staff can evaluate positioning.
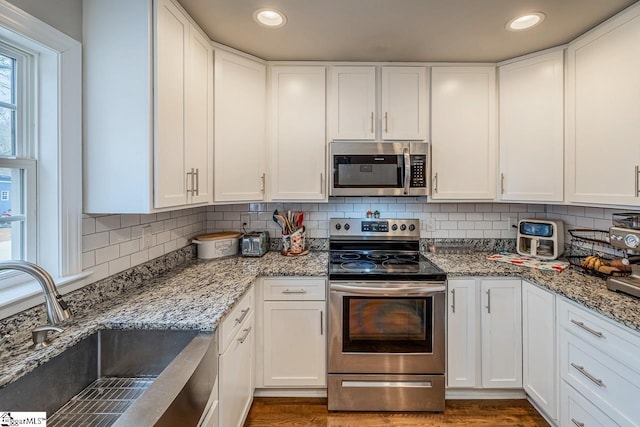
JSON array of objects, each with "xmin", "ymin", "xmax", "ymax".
[{"xmin": 410, "ymin": 156, "xmax": 426, "ymax": 187}]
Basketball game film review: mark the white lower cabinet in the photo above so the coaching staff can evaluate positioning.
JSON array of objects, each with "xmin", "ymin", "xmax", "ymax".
[
  {"xmin": 447, "ymin": 278, "xmax": 522, "ymax": 389},
  {"xmin": 522, "ymin": 281, "xmax": 556, "ymax": 422},
  {"xmin": 219, "ymin": 288, "xmax": 255, "ymax": 427},
  {"xmin": 257, "ymin": 277, "xmax": 327, "ymax": 391},
  {"xmin": 558, "ymin": 298, "xmax": 640, "ymax": 427},
  {"xmin": 560, "ymin": 380, "xmax": 615, "ymax": 427}
]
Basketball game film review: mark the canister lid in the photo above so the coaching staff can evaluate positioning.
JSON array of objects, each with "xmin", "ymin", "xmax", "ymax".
[{"xmin": 193, "ymin": 231, "xmax": 241, "ymax": 241}]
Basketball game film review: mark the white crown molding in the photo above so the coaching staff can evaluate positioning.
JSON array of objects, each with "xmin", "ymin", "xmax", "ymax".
[{"xmin": 0, "ymin": 0, "xmax": 80, "ymax": 52}]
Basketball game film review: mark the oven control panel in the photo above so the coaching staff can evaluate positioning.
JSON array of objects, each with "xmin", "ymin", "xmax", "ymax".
[
  {"xmin": 361, "ymin": 221, "xmax": 389, "ymax": 232},
  {"xmin": 330, "ymin": 218, "xmax": 420, "ymax": 238}
]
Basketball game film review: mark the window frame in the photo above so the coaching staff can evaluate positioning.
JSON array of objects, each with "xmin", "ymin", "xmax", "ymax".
[{"xmin": 0, "ymin": 2, "xmax": 84, "ymax": 319}]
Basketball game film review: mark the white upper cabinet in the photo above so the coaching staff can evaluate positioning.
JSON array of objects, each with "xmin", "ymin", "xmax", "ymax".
[
  {"xmin": 499, "ymin": 51, "xmax": 564, "ymax": 203},
  {"xmin": 329, "ymin": 66, "xmax": 376, "ymax": 140},
  {"xmin": 381, "ymin": 66, "xmax": 428, "ymax": 141},
  {"xmin": 84, "ymin": 0, "xmax": 213, "ymax": 213},
  {"xmin": 269, "ymin": 66, "xmax": 326, "ymax": 201},
  {"xmin": 566, "ymin": 4, "xmax": 640, "ymax": 206},
  {"xmin": 431, "ymin": 67, "xmax": 497, "ymax": 200},
  {"xmin": 214, "ymin": 51, "xmax": 267, "ymax": 202}
]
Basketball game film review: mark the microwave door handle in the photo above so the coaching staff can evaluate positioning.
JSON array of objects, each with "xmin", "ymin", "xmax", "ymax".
[{"xmin": 403, "ymin": 147, "xmax": 411, "ymax": 195}]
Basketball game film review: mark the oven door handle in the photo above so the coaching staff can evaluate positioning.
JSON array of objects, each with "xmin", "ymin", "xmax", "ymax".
[{"xmin": 330, "ymin": 283, "xmax": 446, "ymax": 296}]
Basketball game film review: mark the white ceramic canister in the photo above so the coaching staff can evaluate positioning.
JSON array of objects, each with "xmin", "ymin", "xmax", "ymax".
[{"xmin": 192, "ymin": 232, "xmax": 241, "ymax": 259}]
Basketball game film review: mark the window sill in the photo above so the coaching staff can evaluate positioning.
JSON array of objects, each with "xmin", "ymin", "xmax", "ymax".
[{"xmin": 0, "ymin": 271, "xmax": 92, "ymax": 320}]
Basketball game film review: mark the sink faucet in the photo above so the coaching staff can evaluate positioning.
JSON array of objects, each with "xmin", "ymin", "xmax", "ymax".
[{"xmin": 0, "ymin": 261, "xmax": 72, "ymax": 349}]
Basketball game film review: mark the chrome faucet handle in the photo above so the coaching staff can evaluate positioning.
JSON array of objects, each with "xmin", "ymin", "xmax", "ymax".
[{"xmin": 31, "ymin": 325, "xmax": 63, "ymax": 350}]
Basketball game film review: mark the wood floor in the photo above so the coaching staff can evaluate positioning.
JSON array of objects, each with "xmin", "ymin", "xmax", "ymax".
[{"xmin": 244, "ymin": 398, "xmax": 549, "ymax": 426}]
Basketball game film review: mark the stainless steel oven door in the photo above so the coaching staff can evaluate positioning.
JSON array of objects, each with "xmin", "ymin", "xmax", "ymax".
[{"xmin": 328, "ymin": 281, "xmax": 446, "ymax": 375}]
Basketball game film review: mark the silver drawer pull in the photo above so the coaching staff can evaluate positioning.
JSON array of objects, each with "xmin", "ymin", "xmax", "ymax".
[
  {"xmin": 571, "ymin": 363, "xmax": 605, "ymax": 388},
  {"xmin": 235, "ymin": 308, "xmax": 250, "ymax": 324},
  {"xmin": 571, "ymin": 419, "xmax": 585, "ymax": 427},
  {"xmin": 282, "ymin": 288, "xmax": 307, "ymax": 294},
  {"xmin": 237, "ymin": 326, "xmax": 252, "ymax": 344},
  {"xmin": 570, "ymin": 319, "xmax": 605, "ymax": 338}
]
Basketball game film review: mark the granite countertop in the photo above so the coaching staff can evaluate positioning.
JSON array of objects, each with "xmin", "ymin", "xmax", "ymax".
[
  {"xmin": 2, "ymin": 248, "xmax": 639, "ymax": 390},
  {"xmin": 0, "ymin": 251, "xmax": 328, "ymax": 388},
  {"xmin": 424, "ymin": 252, "xmax": 640, "ymax": 334}
]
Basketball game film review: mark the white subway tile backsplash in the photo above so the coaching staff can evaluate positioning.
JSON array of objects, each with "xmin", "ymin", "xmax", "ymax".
[
  {"xmin": 109, "ymin": 255, "xmax": 131, "ymax": 276},
  {"xmin": 83, "ymin": 232, "xmax": 110, "ymax": 252},
  {"xmin": 95, "ymin": 215, "xmax": 121, "ymax": 232},
  {"xmin": 120, "ymin": 239, "xmax": 140, "ymax": 256},
  {"xmin": 120, "ymin": 214, "xmax": 141, "ymax": 227},
  {"xmin": 109, "ymin": 228, "xmax": 131, "ymax": 245},
  {"xmin": 95, "ymin": 245, "xmax": 119, "ymax": 264},
  {"xmin": 82, "ymin": 251, "xmax": 95, "ymax": 269},
  {"xmin": 82, "ymin": 217, "xmax": 96, "ymax": 235}
]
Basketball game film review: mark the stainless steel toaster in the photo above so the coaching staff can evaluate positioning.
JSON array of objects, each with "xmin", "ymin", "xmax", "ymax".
[{"xmin": 241, "ymin": 231, "xmax": 269, "ymax": 257}]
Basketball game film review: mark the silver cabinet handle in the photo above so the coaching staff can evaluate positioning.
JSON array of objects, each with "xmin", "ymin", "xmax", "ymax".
[
  {"xmin": 370, "ymin": 112, "xmax": 374, "ymax": 134},
  {"xmin": 571, "ymin": 363, "xmax": 605, "ymax": 388},
  {"xmin": 237, "ymin": 326, "xmax": 252, "ymax": 344},
  {"xmin": 235, "ymin": 308, "xmax": 250, "ymax": 324},
  {"xmin": 500, "ymin": 173, "xmax": 505, "ymax": 195},
  {"xmin": 571, "ymin": 419, "xmax": 585, "ymax": 427},
  {"xmin": 570, "ymin": 319, "xmax": 605, "ymax": 338},
  {"xmin": 384, "ymin": 112, "xmax": 388, "ymax": 133},
  {"xmin": 186, "ymin": 168, "xmax": 195, "ymax": 195},
  {"xmin": 636, "ymin": 165, "xmax": 639, "ymax": 197},
  {"xmin": 433, "ymin": 172, "xmax": 438, "ymax": 194},
  {"xmin": 451, "ymin": 288, "xmax": 456, "ymax": 313},
  {"xmin": 282, "ymin": 288, "xmax": 307, "ymax": 294},
  {"xmin": 320, "ymin": 310, "xmax": 324, "ymax": 336},
  {"xmin": 403, "ymin": 147, "xmax": 411, "ymax": 195},
  {"xmin": 260, "ymin": 173, "xmax": 266, "ymax": 194},
  {"xmin": 486, "ymin": 289, "xmax": 491, "ymax": 313},
  {"xmin": 194, "ymin": 168, "xmax": 199, "ymax": 196}
]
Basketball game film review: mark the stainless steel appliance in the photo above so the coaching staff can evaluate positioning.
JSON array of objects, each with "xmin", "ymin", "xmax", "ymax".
[
  {"xmin": 516, "ymin": 219, "xmax": 564, "ymax": 259},
  {"xmin": 328, "ymin": 218, "xmax": 446, "ymax": 412},
  {"xmin": 330, "ymin": 142, "xmax": 429, "ymax": 196},
  {"xmin": 241, "ymin": 231, "xmax": 269, "ymax": 257},
  {"xmin": 607, "ymin": 212, "xmax": 640, "ymax": 297}
]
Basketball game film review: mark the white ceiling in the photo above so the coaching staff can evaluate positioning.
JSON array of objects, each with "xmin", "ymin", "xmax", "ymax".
[{"xmin": 177, "ymin": 0, "xmax": 638, "ymax": 62}]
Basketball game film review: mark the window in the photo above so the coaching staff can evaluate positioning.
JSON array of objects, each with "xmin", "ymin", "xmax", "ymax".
[
  {"xmin": 0, "ymin": 42, "xmax": 36, "ymax": 264},
  {"xmin": 0, "ymin": 2, "xmax": 83, "ymax": 319}
]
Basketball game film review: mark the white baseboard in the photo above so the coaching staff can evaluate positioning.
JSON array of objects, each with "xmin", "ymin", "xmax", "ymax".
[
  {"xmin": 445, "ymin": 388, "xmax": 527, "ymax": 399},
  {"xmin": 254, "ymin": 388, "xmax": 328, "ymax": 398}
]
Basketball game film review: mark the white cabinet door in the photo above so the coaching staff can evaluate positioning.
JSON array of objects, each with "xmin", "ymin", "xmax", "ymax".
[
  {"xmin": 219, "ymin": 311, "xmax": 254, "ymax": 427},
  {"xmin": 566, "ymin": 6, "xmax": 640, "ymax": 206},
  {"xmin": 269, "ymin": 66, "xmax": 326, "ymax": 201},
  {"xmin": 214, "ymin": 51, "xmax": 266, "ymax": 202},
  {"xmin": 330, "ymin": 66, "xmax": 376, "ymax": 140},
  {"xmin": 480, "ymin": 279, "xmax": 522, "ymax": 388},
  {"xmin": 522, "ymin": 281, "xmax": 556, "ymax": 421},
  {"xmin": 154, "ymin": 0, "xmax": 188, "ymax": 208},
  {"xmin": 447, "ymin": 279, "xmax": 479, "ymax": 388},
  {"xmin": 499, "ymin": 51, "xmax": 564, "ymax": 203},
  {"xmin": 381, "ymin": 66, "xmax": 428, "ymax": 141},
  {"xmin": 263, "ymin": 301, "xmax": 326, "ymax": 387},
  {"xmin": 185, "ymin": 27, "xmax": 214, "ymax": 205},
  {"xmin": 431, "ymin": 67, "xmax": 496, "ymax": 200}
]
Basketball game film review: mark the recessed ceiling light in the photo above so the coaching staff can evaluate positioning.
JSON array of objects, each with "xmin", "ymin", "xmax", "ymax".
[
  {"xmin": 506, "ymin": 12, "xmax": 545, "ymax": 31},
  {"xmin": 253, "ymin": 8, "xmax": 287, "ymax": 28}
]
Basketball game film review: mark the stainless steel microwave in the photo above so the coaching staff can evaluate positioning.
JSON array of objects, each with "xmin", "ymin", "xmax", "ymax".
[{"xmin": 330, "ymin": 142, "xmax": 429, "ymax": 196}]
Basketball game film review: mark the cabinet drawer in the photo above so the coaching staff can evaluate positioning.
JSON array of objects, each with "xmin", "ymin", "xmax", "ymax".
[
  {"xmin": 560, "ymin": 380, "xmax": 618, "ymax": 427},
  {"xmin": 220, "ymin": 287, "xmax": 254, "ymax": 352},
  {"xmin": 263, "ymin": 278, "xmax": 326, "ymax": 301},
  {"xmin": 560, "ymin": 328, "xmax": 640, "ymax": 426},
  {"xmin": 557, "ymin": 298, "xmax": 640, "ymax": 369}
]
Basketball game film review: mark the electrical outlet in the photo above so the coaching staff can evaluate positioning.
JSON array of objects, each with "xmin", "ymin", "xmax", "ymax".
[
  {"xmin": 508, "ymin": 216, "xmax": 518, "ymax": 229},
  {"xmin": 240, "ymin": 214, "xmax": 250, "ymax": 228},
  {"xmin": 141, "ymin": 225, "xmax": 152, "ymax": 249},
  {"xmin": 426, "ymin": 217, "xmax": 437, "ymax": 232}
]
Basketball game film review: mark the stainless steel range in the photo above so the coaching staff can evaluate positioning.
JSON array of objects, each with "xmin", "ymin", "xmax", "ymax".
[{"xmin": 327, "ymin": 218, "xmax": 446, "ymax": 412}]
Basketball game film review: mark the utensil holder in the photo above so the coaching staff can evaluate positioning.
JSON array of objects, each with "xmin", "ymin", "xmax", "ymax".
[{"xmin": 282, "ymin": 227, "xmax": 305, "ymax": 254}]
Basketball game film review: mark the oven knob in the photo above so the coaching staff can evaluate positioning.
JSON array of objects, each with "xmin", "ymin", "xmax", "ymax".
[
  {"xmin": 391, "ymin": 224, "xmax": 398, "ymax": 231},
  {"xmin": 335, "ymin": 223, "xmax": 341, "ymax": 230},
  {"xmin": 344, "ymin": 223, "xmax": 350, "ymax": 231},
  {"xmin": 409, "ymin": 224, "xmax": 416, "ymax": 231},
  {"xmin": 400, "ymin": 224, "xmax": 407, "ymax": 231}
]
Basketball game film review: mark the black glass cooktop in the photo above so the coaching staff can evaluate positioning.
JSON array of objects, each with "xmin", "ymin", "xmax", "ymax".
[{"xmin": 328, "ymin": 251, "xmax": 446, "ymax": 281}]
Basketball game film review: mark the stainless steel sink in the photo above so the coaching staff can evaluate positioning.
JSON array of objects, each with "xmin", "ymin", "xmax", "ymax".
[{"xmin": 0, "ymin": 329, "xmax": 218, "ymax": 427}]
